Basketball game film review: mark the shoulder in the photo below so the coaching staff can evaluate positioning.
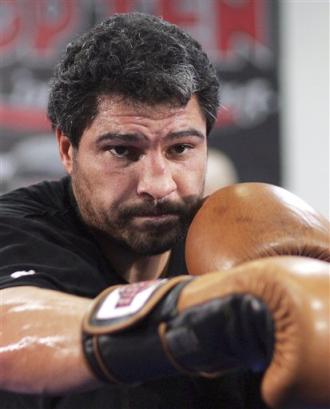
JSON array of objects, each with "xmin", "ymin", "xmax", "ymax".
[
  {"xmin": 0, "ymin": 177, "xmax": 72, "ymax": 218},
  {"xmin": 0, "ymin": 177, "xmax": 88, "ymax": 249}
]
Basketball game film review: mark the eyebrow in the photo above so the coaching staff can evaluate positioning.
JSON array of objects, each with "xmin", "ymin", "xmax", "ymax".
[
  {"xmin": 96, "ymin": 128, "xmax": 205, "ymax": 144},
  {"xmin": 96, "ymin": 132, "xmax": 144, "ymax": 144},
  {"xmin": 166, "ymin": 129, "xmax": 205, "ymax": 141}
]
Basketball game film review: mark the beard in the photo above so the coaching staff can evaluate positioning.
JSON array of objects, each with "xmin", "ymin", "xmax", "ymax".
[
  {"xmin": 71, "ymin": 172, "xmax": 203, "ymax": 256},
  {"xmin": 105, "ymin": 197, "xmax": 202, "ymax": 255}
]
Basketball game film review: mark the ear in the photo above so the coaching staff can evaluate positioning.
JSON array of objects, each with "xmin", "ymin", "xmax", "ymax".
[{"xmin": 56, "ymin": 128, "xmax": 74, "ymax": 174}]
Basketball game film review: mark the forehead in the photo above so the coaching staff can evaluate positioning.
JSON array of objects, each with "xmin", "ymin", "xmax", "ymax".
[{"xmin": 91, "ymin": 94, "xmax": 206, "ymax": 130}]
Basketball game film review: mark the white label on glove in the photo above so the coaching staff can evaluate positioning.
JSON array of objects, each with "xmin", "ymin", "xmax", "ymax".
[{"xmin": 96, "ymin": 279, "xmax": 167, "ymax": 320}]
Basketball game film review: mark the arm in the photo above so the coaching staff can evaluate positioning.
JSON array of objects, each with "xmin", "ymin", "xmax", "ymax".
[
  {"xmin": 0, "ymin": 286, "xmax": 100, "ymax": 395},
  {"xmin": 1, "ymin": 257, "xmax": 329, "ymax": 409}
]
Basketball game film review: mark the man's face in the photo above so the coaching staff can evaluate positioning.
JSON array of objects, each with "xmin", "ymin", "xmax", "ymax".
[{"xmin": 58, "ymin": 95, "xmax": 207, "ymax": 255}]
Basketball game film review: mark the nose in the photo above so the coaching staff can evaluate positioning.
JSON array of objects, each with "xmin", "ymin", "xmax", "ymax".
[{"xmin": 136, "ymin": 152, "xmax": 177, "ymax": 201}]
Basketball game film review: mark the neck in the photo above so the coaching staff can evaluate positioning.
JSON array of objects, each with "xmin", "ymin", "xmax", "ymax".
[{"xmin": 96, "ymin": 236, "xmax": 171, "ymax": 283}]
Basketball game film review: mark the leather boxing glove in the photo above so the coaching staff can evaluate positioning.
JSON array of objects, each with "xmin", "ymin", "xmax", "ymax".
[
  {"xmin": 186, "ymin": 183, "xmax": 330, "ymax": 276},
  {"xmin": 180, "ymin": 256, "xmax": 330, "ymax": 409},
  {"xmin": 82, "ymin": 275, "xmax": 274, "ymax": 384},
  {"xmin": 82, "ymin": 256, "xmax": 329, "ymax": 409}
]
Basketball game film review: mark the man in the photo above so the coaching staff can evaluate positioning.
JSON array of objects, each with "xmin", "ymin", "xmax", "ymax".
[
  {"xmin": 0, "ymin": 12, "xmax": 267, "ymax": 409},
  {"xmin": 1, "ymin": 12, "xmax": 329, "ymax": 409}
]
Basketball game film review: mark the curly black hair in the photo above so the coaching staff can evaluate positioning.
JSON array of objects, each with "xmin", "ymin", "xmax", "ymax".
[{"xmin": 47, "ymin": 12, "xmax": 220, "ymax": 146}]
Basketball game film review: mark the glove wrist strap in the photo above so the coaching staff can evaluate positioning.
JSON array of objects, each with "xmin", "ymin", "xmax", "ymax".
[{"xmin": 82, "ymin": 277, "xmax": 191, "ymax": 383}]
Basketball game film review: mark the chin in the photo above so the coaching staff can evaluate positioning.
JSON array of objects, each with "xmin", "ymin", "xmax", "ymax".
[
  {"xmin": 123, "ymin": 227, "xmax": 184, "ymax": 256},
  {"xmin": 128, "ymin": 236, "xmax": 178, "ymax": 256}
]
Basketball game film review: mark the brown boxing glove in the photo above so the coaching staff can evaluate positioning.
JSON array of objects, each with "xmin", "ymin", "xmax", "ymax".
[
  {"xmin": 186, "ymin": 183, "xmax": 330, "ymax": 276},
  {"xmin": 82, "ymin": 256, "xmax": 330, "ymax": 408},
  {"xmin": 180, "ymin": 256, "xmax": 330, "ymax": 409}
]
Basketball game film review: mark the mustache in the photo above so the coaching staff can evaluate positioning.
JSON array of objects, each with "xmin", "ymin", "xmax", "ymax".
[{"xmin": 117, "ymin": 197, "xmax": 203, "ymax": 219}]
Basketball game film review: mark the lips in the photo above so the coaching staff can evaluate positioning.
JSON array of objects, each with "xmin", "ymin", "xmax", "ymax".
[
  {"xmin": 134, "ymin": 213, "xmax": 178, "ymax": 221},
  {"xmin": 132, "ymin": 213, "xmax": 179, "ymax": 227}
]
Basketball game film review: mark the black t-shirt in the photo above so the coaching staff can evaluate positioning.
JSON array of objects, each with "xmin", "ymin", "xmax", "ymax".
[{"xmin": 0, "ymin": 177, "xmax": 268, "ymax": 409}]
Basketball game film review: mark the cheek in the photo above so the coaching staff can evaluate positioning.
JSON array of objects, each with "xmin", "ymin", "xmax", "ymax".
[
  {"xmin": 176, "ymin": 155, "xmax": 207, "ymax": 196},
  {"xmin": 95, "ymin": 168, "xmax": 140, "ymax": 211},
  {"xmin": 77, "ymin": 149, "xmax": 128, "ymax": 190},
  {"xmin": 92, "ymin": 172, "xmax": 133, "ymax": 209},
  {"xmin": 73, "ymin": 154, "xmax": 131, "ymax": 209}
]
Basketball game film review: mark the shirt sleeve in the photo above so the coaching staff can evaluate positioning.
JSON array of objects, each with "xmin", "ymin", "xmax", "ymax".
[{"xmin": 0, "ymin": 213, "xmax": 103, "ymax": 295}]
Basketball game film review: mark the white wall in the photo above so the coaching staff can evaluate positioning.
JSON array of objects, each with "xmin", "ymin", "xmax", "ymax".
[{"xmin": 280, "ymin": 0, "xmax": 329, "ymax": 217}]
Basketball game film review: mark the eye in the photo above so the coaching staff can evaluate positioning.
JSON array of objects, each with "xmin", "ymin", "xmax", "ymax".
[
  {"xmin": 109, "ymin": 146, "xmax": 130, "ymax": 158},
  {"xmin": 168, "ymin": 144, "xmax": 192, "ymax": 156},
  {"xmin": 108, "ymin": 146, "xmax": 141, "ymax": 161}
]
